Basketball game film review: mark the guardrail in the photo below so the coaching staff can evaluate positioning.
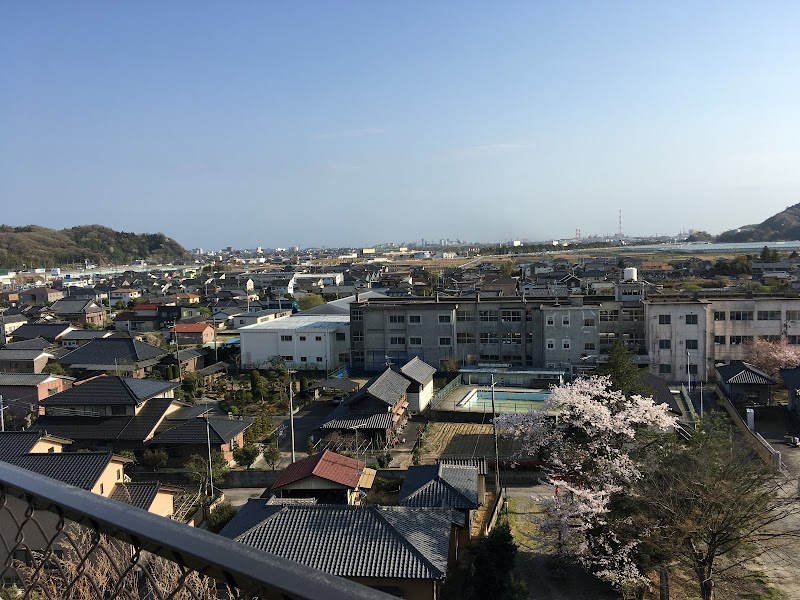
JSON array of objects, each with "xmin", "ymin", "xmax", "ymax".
[
  {"xmin": 0, "ymin": 461, "xmax": 394, "ymax": 599},
  {"xmin": 430, "ymin": 374, "xmax": 462, "ymax": 410}
]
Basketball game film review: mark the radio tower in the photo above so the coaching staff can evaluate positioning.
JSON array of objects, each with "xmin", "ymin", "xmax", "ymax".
[
  {"xmin": 618, "ymin": 210, "xmax": 624, "ymax": 238},
  {"xmin": 575, "ymin": 228, "xmax": 581, "ymax": 241}
]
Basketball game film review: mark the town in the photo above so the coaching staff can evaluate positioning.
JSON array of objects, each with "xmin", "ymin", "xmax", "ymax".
[{"xmin": 1, "ymin": 233, "xmax": 800, "ymax": 600}]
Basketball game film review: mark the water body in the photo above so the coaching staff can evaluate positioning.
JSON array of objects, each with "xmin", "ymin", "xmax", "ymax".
[{"xmin": 619, "ymin": 241, "xmax": 800, "ymax": 254}]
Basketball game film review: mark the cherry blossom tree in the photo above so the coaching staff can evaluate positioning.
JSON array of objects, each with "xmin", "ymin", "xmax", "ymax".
[
  {"xmin": 496, "ymin": 375, "xmax": 676, "ymax": 598},
  {"xmin": 743, "ymin": 338, "xmax": 800, "ymax": 378}
]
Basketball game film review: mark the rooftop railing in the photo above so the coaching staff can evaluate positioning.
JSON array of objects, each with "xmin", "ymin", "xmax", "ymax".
[{"xmin": 0, "ymin": 460, "xmax": 393, "ymax": 599}]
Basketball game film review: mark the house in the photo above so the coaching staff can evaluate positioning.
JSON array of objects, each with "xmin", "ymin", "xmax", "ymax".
[
  {"xmin": 716, "ymin": 361, "xmax": 776, "ymax": 405},
  {"xmin": 0, "ymin": 430, "xmax": 180, "ymax": 575},
  {"xmin": 0, "ymin": 339, "xmax": 56, "ymax": 373},
  {"xmin": 18, "ymin": 287, "xmax": 64, "ymax": 305},
  {"xmin": 10, "ymin": 321, "xmax": 75, "ymax": 343},
  {"xmin": 269, "ymin": 450, "xmax": 375, "ymax": 504},
  {"xmin": 159, "ymin": 346, "xmax": 207, "ymax": 378},
  {"xmin": 319, "ymin": 368, "xmax": 410, "ymax": 447},
  {"xmin": 109, "ymin": 288, "xmax": 142, "ymax": 305},
  {"xmin": 220, "ymin": 503, "xmax": 454, "ymax": 600},
  {"xmin": 59, "ymin": 329, "xmax": 114, "ymax": 349},
  {"xmin": 399, "ymin": 357, "xmax": 437, "ymax": 413},
  {"xmin": 399, "ymin": 462, "xmax": 483, "ymax": 547},
  {"xmin": 114, "ymin": 311, "xmax": 160, "ymax": 332},
  {"xmin": 58, "ymin": 337, "xmax": 169, "ymax": 378},
  {"xmin": 170, "ymin": 323, "xmax": 214, "ymax": 346},
  {"xmin": 146, "ymin": 407, "xmax": 253, "ymax": 466},
  {"xmin": 0, "ymin": 372, "xmax": 75, "ymax": 416},
  {"xmin": 779, "ymin": 367, "xmax": 800, "ymax": 416},
  {"xmin": 0, "ymin": 313, "xmax": 28, "ymax": 343},
  {"xmin": 232, "ymin": 309, "xmax": 293, "ymax": 329},
  {"xmin": 48, "ymin": 298, "xmax": 107, "ymax": 327},
  {"xmin": 30, "ymin": 375, "xmax": 182, "ymax": 452}
]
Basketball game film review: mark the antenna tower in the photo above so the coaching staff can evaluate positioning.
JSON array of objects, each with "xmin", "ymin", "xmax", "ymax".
[
  {"xmin": 618, "ymin": 210, "xmax": 623, "ymax": 238},
  {"xmin": 575, "ymin": 229, "xmax": 581, "ymax": 241}
]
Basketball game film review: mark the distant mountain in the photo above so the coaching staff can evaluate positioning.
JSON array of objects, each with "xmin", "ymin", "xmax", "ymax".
[
  {"xmin": 716, "ymin": 203, "xmax": 800, "ymax": 243},
  {"xmin": 0, "ymin": 225, "xmax": 189, "ymax": 268}
]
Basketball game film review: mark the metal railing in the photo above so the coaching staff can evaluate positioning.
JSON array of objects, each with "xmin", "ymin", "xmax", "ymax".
[{"xmin": 0, "ymin": 461, "xmax": 393, "ymax": 599}]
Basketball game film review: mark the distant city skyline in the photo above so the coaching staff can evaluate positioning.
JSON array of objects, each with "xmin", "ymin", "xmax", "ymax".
[{"xmin": 3, "ymin": 2, "xmax": 800, "ymax": 249}]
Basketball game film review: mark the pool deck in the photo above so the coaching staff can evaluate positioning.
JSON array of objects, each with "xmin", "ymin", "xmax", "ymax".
[{"xmin": 433, "ymin": 384, "xmax": 552, "ymax": 414}]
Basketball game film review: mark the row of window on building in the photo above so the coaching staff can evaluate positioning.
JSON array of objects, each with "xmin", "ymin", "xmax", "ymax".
[{"xmin": 657, "ymin": 311, "xmax": 800, "ymax": 324}]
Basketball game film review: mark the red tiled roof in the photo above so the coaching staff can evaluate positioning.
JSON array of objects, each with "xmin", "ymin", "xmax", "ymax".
[
  {"xmin": 134, "ymin": 304, "xmax": 159, "ymax": 310},
  {"xmin": 272, "ymin": 450, "xmax": 365, "ymax": 490},
  {"xmin": 171, "ymin": 323, "xmax": 212, "ymax": 333}
]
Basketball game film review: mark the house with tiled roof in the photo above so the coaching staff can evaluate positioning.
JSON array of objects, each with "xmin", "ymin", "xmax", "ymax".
[
  {"xmin": 319, "ymin": 368, "xmax": 410, "ymax": 447},
  {"xmin": 716, "ymin": 361, "xmax": 776, "ymax": 405},
  {"xmin": 58, "ymin": 337, "xmax": 169, "ymax": 378},
  {"xmin": 170, "ymin": 323, "xmax": 214, "ymax": 346},
  {"xmin": 0, "ymin": 313, "xmax": 29, "ymax": 343},
  {"xmin": 399, "ymin": 357, "xmax": 437, "ymax": 413},
  {"xmin": 0, "ymin": 339, "xmax": 57, "ymax": 374},
  {"xmin": 269, "ymin": 450, "xmax": 375, "ymax": 504},
  {"xmin": 10, "ymin": 321, "xmax": 74, "ymax": 343},
  {"xmin": 60, "ymin": 329, "xmax": 114, "ymax": 349},
  {"xmin": 18, "ymin": 287, "xmax": 64, "ymax": 305},
  {"xmin": 48, "ymin": 298, "xmax": 107, "ymax": 327},
  {"xmin": 0, "ymin": 372, "xmax": 75, "ymax": 416},
  {"xmin": 220, "ymin": 503, "xmax": 455, "ymax": 600}
]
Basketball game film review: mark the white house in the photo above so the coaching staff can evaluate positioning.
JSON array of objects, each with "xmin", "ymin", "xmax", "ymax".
[
  {"xmin": 239, "ymin": 314, "xmax": 350, "ymax": 372},
  {"xmin": 399, "ymin": 357, "xmax": 437, "ymax": 413}
]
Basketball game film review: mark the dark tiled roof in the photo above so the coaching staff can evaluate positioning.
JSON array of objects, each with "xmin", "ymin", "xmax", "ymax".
[
  {"xmin": 716, "ymin": 362, "xmax": 776, "ymax": 386},
  {"xmin": 10, "ymin": 452, "xmax": 112, "ymax": 490},
  {"xmin": 59, "ymin": 338, "xmax": 168, "ymax": 368},
  {"xmin": 780, "ymin": 367, "xmax": 800, "ymax": 392},
  {"xmin": 640, "ymin": 372, "xmax": 681, "ymax": 414},
  {"xmin": 117, "ymin": 397, "xmax": 175, "ymax": 440},
  {"xmin": 0, "ymin": 432, "xmax": 48, "ymax": 459},
  {"xmin": 320, "ymin": 411, "xmax": 393, "ymax": 430},
  {"xmin": 399, "ymin": 464, "xmax": 479, "ymax": 509},
  {"xmin": 272, "ymin": 450, "xmax": 365, "ymax": 490},
  {"xmin": 29, "ymin": 415, "xmax": 129, "ymax": 441},
  {"xmin": 0, "ymin": 348, "xmax": 54, "ymax": 360},
  {"xmin": 11, "ymin": 322, "xmax": 73, "ymax": 341},
  {"xmin": 61, "ymin": 330, "xmax": 112, "ymax": 341},
  {"xmin": 219, "ymin": 498, "xmax": 283, "ymax": 539},
  {"xmin": 400, "ymin": 357, "xmax": 437, "ymax": 385},
  {"xmin": 165, "ymin": 404, "xmax": 212, "ymax": 421},
  {"xmin": 0, "ymin": 372, "xmax": 62, "ymax": 386},
  {"xmin": 228, "ymin": 504, "xmax": 451, "ymax": 580},
  {"xmin": 3, "ymin": 338, "xmax": 51, "ymax": 350},
  {"xmin": 49, "ymin": 299, "xmax": 102, "ymax": 315},
  {"xmin": 40, "ymin": 376, "xmax": 177, "ymax": 406},
  {"xmin": 110, "ymin": 481, "xmax": 161, "ymax": 510},
  {"xmin": 363, "ymin": 369, "xmax": 410, "ymax": 405},
  {"xmin": 150, "ymin": 416, "xmax": 252, "ymax": 445},
  {"xmin": 437, "ymin": 457, "xmax": 488, "ymax": 476},
  {"xmin": 197, "ymin": 362, "xmax": 227, "ymax": 376}
]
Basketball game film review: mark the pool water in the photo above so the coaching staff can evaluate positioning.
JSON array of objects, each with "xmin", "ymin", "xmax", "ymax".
[{"xmin": 457, "ymin": 388, "xmax": 551, "ymax": 412}]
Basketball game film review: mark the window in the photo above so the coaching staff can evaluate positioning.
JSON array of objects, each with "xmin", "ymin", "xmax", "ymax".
[
  {"xmin": 390, "ymin": 336, "xmax": 406, "ymax": 345},
  {"xmin": 480, "ymin": 354, "xmax": 500, "ymax": 361},
  {"xmin": 99, "ymin": 483, "xmax": 104, "ymax": 495},
  {"xmin": 599, "ymin": 332, "xmax": 617, "ymax": 346},
  {"xmin": 729, "ymin": 335, "xmax": 753, "ymax": 345},
  {"xmin": 562, "ymin": 316, "xmax": 570, "ymax": 326},
  {"xmin": 584, "ymin": 342, "xmax": 596, "ymax": 351},
  {"xmin": 336, "ymin": 332, "xmax": 346, "ymax": 341},
  {"xmin": 583, "ymin": 318, "xmax": 596, "ymax": 327},
  {"xmin": 686, "ymin": 314, "xmax": 698, "ymax": 324},
  {"xmin": 658, "ymin": 315, "xmax": 671, "ymax": 325},
  {"xmin": 787, "ymin": 311, "xmax": 800, "ymax": 321},
  {"xmin": 600, "ymin": 310, "xmax": 619, "ymax": 322},
  {"xmin": 111, "ymin": 405, "xmax": 127, "ymax": 416},
  {"xmin": 439, "ymin": 337, "xmax": 452, "ymax": 346},
  {"xmin": 352, "ymin": 350, "xmax": 364, "ymax": 361},
  {"xmin": 562, "ymin": 339, "xmax": 571, "ymax": 350},
  {"xmin": 757, "ymin": 311, "xmax": 781, "ymax": 321},
  {"xmin": 480, "ymin": 332, "xmax": 499, "ymax": 344},
  {"xmin": 438, "ymin": 314, "xmax": 451, "ymax": 324},
  {"xmin": 730, "ymin": 311, "xmax": 753, "ymax": 321},
  {"xmin": 659, "ymin": 363, "xmax": 672, "ymax": 374},
  {"xmin": 502, "ymin": 332, "xmax": 521, "ymax": 345},
  {"xmin": 789, "ymin": 336, "xmax": 800, "ymax": 345},
  {"xmin": 715, "ymin": 335, "xmax": 727, "ymax": 345},
  {"xmin": 622, "ymin": 308, "xmax": 643, "ymax": 322},
  {"xmin": 456, "ymin": 310, "xmax": 475, "ymax": 322},
  {"xmin": 300, "ymin": 356, "xmax": 307, "ymax": 362},
  {"xmin": 352, "ymin": 332, "xmax": 364, "ymax": 343},
  {"xmin": 546, "ymin": 315, "xmax": 555, "ymax": 326},
  {"xmin": 760, "ymin": 335, "xmax": 781, "ymax": 342},
  {"xmin": 117, "ymin": 469, "xmax": 121, "ymax": 480},
  {"xmin": 352, "ymin": 310, "xmax": 362, "ymax": 322},
  {"xmin": 282, "ymin": 355, "xmax": 293, "ymax": 361},
  {"xmin": 713, "ymin": 311, "xmax": 726, "ymax": 321},
  {"xmin": 479, "ymin": 310, "xmax": 499, "ymax": 322},
  {"xmin": 315, "ymin": 336, "xmax": 322, "ymax": 341},
  {"xmin": 659, "ymin": 339, "xmax": 671, "ymax": 350},
  {"xmin": 457, "ymin": 332, "xmax": 476, "ymax": 344},
  {"xmin": 298, "ymin": 336, "xmax": 306, "ymax": 341},
  {"xmin": 688, "ymin": 364, "xmax": 698, "ymax": 375},
  {"xmin": 316, "ymin": 357, "xmax": 323, "ymax": 362},
  {"xmin": 501, "ymin": 310, "xmax": 522, "ymax": 322},
  {"xmin": 280, "ymin": 335, "xmax": 292, "ymax": 342},
  {"xmin": 389, "ymin": 315, "xmax": 405, "ymax": 323},
  {"xmin": 409, "ymin": 337, "xmax": 422, "ymax": 345},
  {"xmin": 686, "ymin": 339, "xmax": 699, "ymax": 350},
  {"xmin": 409, "ymin": 315, "xmax": 421, "ymax": 323},
  {"xmin": 546, "ymin": 339, "xmax": 555, "ymax": 350}
]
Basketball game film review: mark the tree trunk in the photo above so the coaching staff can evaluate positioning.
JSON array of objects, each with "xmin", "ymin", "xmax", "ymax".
[{"xmin": 659, "ymin": 567, "xmax": 669, "ymax": 600}]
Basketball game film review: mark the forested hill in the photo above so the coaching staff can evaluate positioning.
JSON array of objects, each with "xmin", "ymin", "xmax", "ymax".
[
  {"xmin": 716, "ymin": 203, "xmax": 800, "ymax": 243},
  {"xmin": 0, "ymin": 225, "xmax": 190, "ymax": 268}
]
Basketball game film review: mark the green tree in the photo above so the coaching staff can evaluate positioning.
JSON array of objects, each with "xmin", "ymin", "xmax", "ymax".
[
  {"xmin": 206, "ymin": 501, "xmax": 236, "ymax": 533},
  {"xmin": 298, "ymin": 294, "xmax": 325, "ymax": 311},
  {"xmin": 263, "ymin": 444, "xmax": 282, "ymax": 470},
  {"xmin": 245, "ymin": 410, "xmax": 274, "ymax": 444},
  {"xmin": 233, "ymin": 444, "xmax": 260, "ymax": 469},
  {"xmin": 499, "ymin": 261, "xmax": 515, "ymax": 276},
  {"xmin": 141, "ymin": 448, "xmax": 168, "ymax": 471},
  {"xmin": 471, "ymin": 520, "xmax": 526, "ymax": 600},
  {"xmin": 42, "ymin": 362, "xmax": 68, "ymax": 376},
  {"xmin": 185, "ymin": 451, "xmax": 229, "ymax": 494},
  {"xmin": 598, "ymin": 341, "xmax": 649, "ymax": 397}
]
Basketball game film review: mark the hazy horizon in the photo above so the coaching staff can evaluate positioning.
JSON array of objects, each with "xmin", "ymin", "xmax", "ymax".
[{"xmin": 3, "ymin": 2, "xmax": 800, "ymax": 249}]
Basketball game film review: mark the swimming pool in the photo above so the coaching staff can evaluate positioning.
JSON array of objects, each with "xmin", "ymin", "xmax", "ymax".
[{"xmin": 456, "ymin": 387, "xmax": 551, "ymax": 412}]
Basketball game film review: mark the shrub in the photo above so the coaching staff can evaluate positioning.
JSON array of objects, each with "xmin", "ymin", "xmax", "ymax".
[{"xmin": 206, "ymin": 501, "xmax": 236, "ymax": 533}]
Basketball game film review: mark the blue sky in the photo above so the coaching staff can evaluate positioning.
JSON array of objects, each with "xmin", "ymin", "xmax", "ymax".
[{"xmin": 3, "ymin": 1, "xmax": 800, "ymax": 249}]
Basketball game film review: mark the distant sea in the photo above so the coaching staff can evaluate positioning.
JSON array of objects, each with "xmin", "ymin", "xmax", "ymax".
[{"xmin": 618, "ymin": 241, "xmax": 800, "ymax": 254}]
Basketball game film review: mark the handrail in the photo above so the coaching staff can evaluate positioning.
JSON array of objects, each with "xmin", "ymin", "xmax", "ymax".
[{"xmin": 0, "ymin": 460, "xmax": 394, "ymax": 599}]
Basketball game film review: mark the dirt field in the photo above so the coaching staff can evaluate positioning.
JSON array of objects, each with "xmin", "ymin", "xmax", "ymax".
[{"xmin": 418, "ymin": 422, "xmax": 522, "ymax": 462}]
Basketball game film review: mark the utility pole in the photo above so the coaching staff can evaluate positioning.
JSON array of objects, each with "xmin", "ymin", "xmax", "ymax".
[
  {"xmin": 288, "ymin": 369, "xmax": 297, "ymax": 463},
  {"xmin": 0, "ymin": 395, "xmax": 4, "ymax": 432},
  {"xmin": 490, "ymin": 374, "xmax": 500, "ymax": 493},
  {"xmin": 206, "ymin": 412, "xmax": 214, "ymax": 500}
]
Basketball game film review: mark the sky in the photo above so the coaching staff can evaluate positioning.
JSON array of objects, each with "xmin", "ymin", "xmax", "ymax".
[{"xmin": 3, "ymin": 1, "xmax": 800, "ymax": 250}]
